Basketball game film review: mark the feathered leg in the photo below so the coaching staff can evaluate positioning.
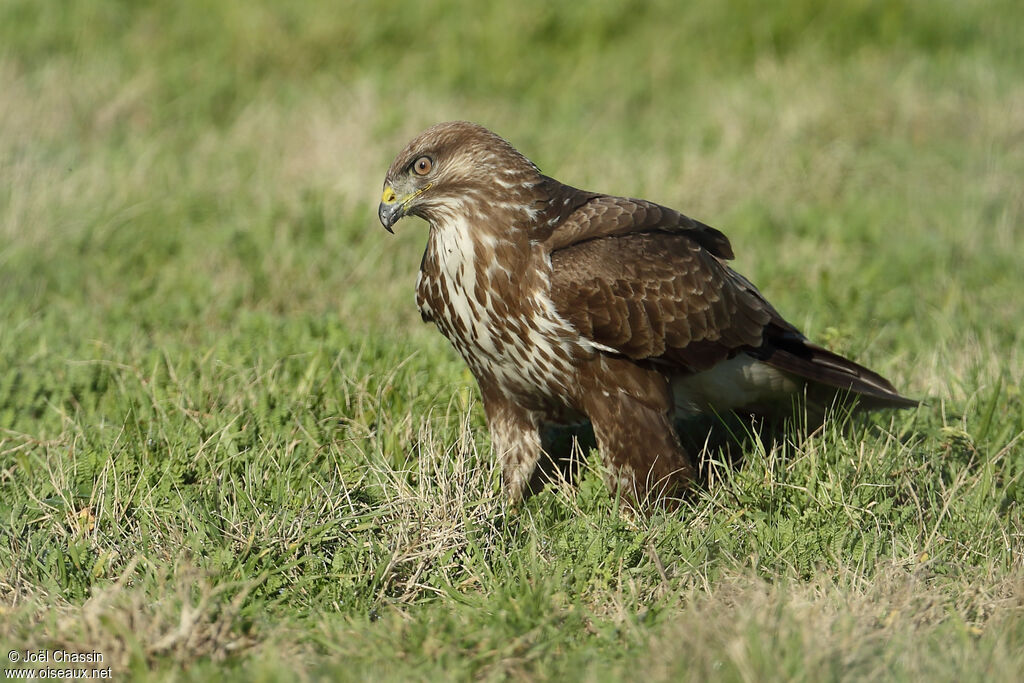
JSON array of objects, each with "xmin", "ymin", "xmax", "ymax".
[
  {"xmin": 580, "ymin": 358, "xmax": 696, "ymax": 504},
  {"xmin": 479, "ymin": 381, "xmax": 543, "ymax": 503}
]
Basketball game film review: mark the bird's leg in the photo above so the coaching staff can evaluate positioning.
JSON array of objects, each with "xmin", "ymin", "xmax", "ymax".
[
  {"xmin": 585, "ymin": 393, "xmax": 695, "ymax": 505},
  {"xmin": 479, "ymin": 384, "xmax": 543, "ymax": 503},
  {"xmin": 579, "ymin": 359, "xmax": 696, "ymax": 505}
]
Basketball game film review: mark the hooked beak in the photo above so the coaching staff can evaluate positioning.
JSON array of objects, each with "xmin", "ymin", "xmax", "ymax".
[
  {"xmin": 378, "ymin": 182, "xmax": 433, "ymax": 233},
  {"xmin": 378, "ymin": 185, "xmax": 404, "ymax": 234}
]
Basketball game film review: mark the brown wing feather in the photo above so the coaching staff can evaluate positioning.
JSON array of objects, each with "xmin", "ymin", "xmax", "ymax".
[
  {"xmin": 538, "ymin": 188, "xmax": 734, "ymax": 260},
  {"xmin": 549, "ymin": 231, "xmax": 772, "ymax": 372},
  {"xmin": 546, "ymin": 192, "xmax": 917, "ymax": 408}
]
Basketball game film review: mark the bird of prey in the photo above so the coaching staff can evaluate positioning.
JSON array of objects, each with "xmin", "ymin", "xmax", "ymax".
[{"xmin": 379, "ymin": 121, "xmax": 915, "ymax": 504}]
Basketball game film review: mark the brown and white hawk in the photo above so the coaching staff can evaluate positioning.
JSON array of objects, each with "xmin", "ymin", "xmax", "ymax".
[{"xmin": 379, "ymin": 121, "xmax": 915, "ymax": 503}]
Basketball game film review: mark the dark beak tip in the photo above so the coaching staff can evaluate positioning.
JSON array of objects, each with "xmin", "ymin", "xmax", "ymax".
[{"xmin": 378, "ymin": 203, "xmax": 397, "ymax": 233}]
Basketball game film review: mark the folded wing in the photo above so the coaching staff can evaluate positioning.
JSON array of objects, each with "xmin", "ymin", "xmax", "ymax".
[{"xmin": 546, "ymin": 193, "xmax": 916, "ymax": 409}]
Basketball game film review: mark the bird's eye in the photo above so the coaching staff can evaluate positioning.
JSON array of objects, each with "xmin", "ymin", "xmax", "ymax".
[{"xmin": 412, "ymin": 156, "xmax": 433, "ymax": 176}]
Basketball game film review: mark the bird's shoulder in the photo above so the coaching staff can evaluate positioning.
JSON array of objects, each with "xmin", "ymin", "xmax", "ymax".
[
  {"xmin": 536, "ymin": 180, "xmax": 734, "ymax": 261},
  {"xmin": 539, "ymin": 184, "xmax": 786, "ymax": 370}
]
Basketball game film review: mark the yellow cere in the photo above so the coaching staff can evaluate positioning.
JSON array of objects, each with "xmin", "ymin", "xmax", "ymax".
[{"xmin": 381, "ymin": 186, "xmax": 397, "ymax": 204}]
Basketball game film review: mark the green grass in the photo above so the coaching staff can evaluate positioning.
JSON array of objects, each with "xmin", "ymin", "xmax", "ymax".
[{"xmin": 1, "ymin": 1, "xmax": 1022, "ymax": 680}]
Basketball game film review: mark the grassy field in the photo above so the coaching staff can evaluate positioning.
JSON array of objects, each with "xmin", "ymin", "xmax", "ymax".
[{"xmin": 1, "ymin": 1, "xmax": 1022, "ymax": 680}]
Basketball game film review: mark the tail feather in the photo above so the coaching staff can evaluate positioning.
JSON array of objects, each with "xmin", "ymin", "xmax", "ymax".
[{"xmin": 760, "ymin": 329, "xmax": 918, "ymax": 410}]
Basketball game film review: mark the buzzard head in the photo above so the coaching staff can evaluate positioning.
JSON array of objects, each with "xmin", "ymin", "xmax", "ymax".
[{"xmin": 379, "ymin": 121, "xmax": 541, "ymax": 233}]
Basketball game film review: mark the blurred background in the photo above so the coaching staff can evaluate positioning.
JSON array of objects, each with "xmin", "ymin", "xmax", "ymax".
[{"xmin": 3, "ymin": 1, "xmax": 1021, "ymax": 368}]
